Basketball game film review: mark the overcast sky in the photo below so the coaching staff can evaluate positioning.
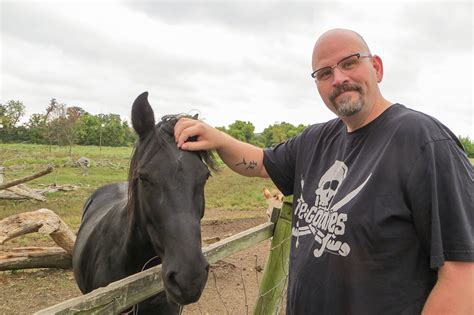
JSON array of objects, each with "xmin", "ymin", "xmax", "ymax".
[{"xmin": 1, "ymin": 0, "xmax": 472, "ymax": 137}]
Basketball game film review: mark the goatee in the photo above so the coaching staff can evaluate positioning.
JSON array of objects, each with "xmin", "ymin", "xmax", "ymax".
[{"xmin": 329, "ymin": 83, "xmax": 364, "ymax": 117}]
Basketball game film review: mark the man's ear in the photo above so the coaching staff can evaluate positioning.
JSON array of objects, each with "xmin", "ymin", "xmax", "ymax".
[{"xmin": 372, "ymin": 55, "xmax": 384, "ymax": 83}]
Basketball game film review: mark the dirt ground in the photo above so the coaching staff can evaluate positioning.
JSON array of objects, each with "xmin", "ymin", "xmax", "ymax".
[{"xmin": 0, "ymin": 209, "xmax": 285, "ymax": 314}]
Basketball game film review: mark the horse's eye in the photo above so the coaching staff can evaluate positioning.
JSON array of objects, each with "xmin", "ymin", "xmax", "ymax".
[{"xmin": 138, "ymin": 172, "xmax": 152, "ymax": 183}]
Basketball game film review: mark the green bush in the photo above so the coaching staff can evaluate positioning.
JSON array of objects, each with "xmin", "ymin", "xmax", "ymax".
[{"xmin": 459, "ymin": 136, "xmax": 474, "ymax": 158}]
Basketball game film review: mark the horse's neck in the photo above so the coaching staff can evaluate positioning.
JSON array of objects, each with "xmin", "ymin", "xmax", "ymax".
[{"xmin": 123, "ymin": 210, "xmax": 160, "ymax": 270}]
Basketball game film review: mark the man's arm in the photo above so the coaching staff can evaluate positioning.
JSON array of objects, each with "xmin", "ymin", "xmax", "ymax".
[
  {"xmin": 422, "ymin": 261, "xmax": 474, "ymax": 315},
  {"xmin": 174, "ymin": 118, "xmax": 269, "ymax": 178}
]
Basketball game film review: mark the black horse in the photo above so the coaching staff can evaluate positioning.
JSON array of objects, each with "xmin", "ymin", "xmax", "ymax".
[{"xmin": 72, "ymin": 92, "xmax": 215, "ymax": 314}]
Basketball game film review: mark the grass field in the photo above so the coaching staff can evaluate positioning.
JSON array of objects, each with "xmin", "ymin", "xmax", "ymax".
[
  {"xmin": 1, "ymin": 143, "xmax": 473, "ymax": 313},
  {"xmin": 0, "ymin": 143, "xmax": 276, "ymax": 246},
  {"xmin": 1, "ymin": 142, "xmax": 473, "ymax": 231}
]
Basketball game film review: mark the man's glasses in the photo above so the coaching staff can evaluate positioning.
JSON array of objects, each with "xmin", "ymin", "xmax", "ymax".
[{"xmin": 311, "ymin": 53, "xmax": 372, "ymax": 82}]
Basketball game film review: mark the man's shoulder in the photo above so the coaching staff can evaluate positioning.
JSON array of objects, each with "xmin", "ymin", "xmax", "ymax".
[
  {"xmin": 388, "ymin": 104, "xmax": 440, "ymax": 126},
  {"xmin": 385, "ymin": 104, "xmax": 458, "ymax": 143},
  {"xmin": 301, "ymin": 117, "xmax": 343, "ymax": 138}
]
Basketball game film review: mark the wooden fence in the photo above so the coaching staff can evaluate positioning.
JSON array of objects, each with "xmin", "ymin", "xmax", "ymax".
[{"xmin": 35, "ymin": 202, "xmax": 292, "ymax": 315}]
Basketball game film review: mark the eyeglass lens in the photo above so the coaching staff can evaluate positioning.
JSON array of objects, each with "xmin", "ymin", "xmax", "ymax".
[{"xmin": 314, "ymin": 54, "xmax": 361, "ymax": 81}]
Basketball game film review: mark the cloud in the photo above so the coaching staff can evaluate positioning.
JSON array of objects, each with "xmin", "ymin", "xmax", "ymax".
[
  {"xmin": 1, "ymin": 1, "xmax": 472, "ymax": 137},
  {"xmin": 125, "ymin": 2, "xmax": 319, "ymax": 34}
]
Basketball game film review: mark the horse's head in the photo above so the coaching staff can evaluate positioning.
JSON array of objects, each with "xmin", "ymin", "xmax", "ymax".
[{"xmin": 128, "ymin": 92, "xmax": 214, "ymax": 305}]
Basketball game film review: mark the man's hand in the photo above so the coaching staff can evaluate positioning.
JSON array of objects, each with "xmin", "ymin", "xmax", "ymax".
[
  {"xmin": 174, "ymin": 117, "xmax": 269, "ymax": 178},
  {"xmin": 174, "ymin": 117, "xmax": 227, "ymax": 151}
]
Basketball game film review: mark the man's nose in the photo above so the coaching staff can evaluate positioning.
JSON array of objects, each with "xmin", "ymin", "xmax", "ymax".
[{"xmin": 331, "ymin": 67, "xmax": 350, "ymax": 87}]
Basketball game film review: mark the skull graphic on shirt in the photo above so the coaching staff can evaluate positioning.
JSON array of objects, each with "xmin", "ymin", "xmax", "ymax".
[{"xmin": 315, "ymin": 160, "xmax": 348, "ymax": 209}]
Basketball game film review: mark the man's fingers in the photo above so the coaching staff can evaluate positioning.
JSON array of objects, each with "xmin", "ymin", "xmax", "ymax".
[
  {"xmin": 176, "ymin": 124, "xmax": 203, "ymax": 148},
  {"xmin": 174, "ymin": 118, "xmax": 195, "ymax": 142},
  {"xmin": 174, "ymin": 117, "xmax": 218, "ymax": 151},
  {"xmin": 181, "ymin": 140, "xmax": 207, "ymax": 151}
]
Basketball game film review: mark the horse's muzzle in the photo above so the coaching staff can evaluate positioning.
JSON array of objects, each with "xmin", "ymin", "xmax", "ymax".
[{"xmin": 164, "ymin": 259, "xmax": 209, "ymax": 305}]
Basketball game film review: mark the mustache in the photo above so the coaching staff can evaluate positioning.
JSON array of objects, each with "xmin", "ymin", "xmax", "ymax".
[{"xmin": 329, "ymin": 84, "xmax": 363, "ymax": 102}]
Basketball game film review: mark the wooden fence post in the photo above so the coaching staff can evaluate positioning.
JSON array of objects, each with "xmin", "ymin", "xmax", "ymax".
[{"xmin": 254, "ymin": 201, "xmax": 292, "ymax": 315}]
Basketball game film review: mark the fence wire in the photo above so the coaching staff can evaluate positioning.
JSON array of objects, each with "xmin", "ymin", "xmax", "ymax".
[{"xmin": 181, "ymin": 230, "xmax": 291, "ymax": 315}]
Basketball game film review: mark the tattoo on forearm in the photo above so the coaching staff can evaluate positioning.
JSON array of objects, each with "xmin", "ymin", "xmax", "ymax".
[{"xmin": 235, "ymin": 158, "xmax": 258, "ymax": 170}]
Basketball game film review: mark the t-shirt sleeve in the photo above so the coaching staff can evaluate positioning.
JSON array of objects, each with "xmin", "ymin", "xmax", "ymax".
[
  {"xmin": 263, "ymin": 134, "xmax": 301, "ymax": 196},
  {"xmin": 407, "ymin": 139, "xmax": 474, "ymax": 269}
]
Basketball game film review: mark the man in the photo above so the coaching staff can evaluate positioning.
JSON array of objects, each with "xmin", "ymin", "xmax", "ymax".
[{"xmin": 174, "ymin": 29, "xmax": 473, "ymax": 314}]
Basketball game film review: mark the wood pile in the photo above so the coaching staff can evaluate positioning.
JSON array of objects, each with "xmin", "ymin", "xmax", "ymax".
[
  {"xmin": 0, "ymin": 208, "xmax": 76, "ymax": 270},
  {"xmin": 0, "ymin": 166, "xmax": 77, "ymax": 270}
]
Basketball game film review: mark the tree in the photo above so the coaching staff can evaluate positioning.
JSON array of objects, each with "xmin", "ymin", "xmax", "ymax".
[
  {"xmin": 122, "ymin": 120, "xmax": 137, "ymax": 146},
  {"xmin": 43, "ymin": 100, "xmax": 85, "ymax": 154},
  {"xmin": 76, "ymin": 113, "xmax": 101, "ymax": 145},
  {"xmin": 26, "ymin": 114, "xmax": 48, "ymax": 144},
  {"xmin": 216, "ymin": 126, "xmax": 227, "ymax": 133},
  {"xmin": 44, "ymin": 98, "xmax": 59, "ymax": 151},
  {"xmin": 62, "ymin": 106, "xmax": 85, "ymax": 154},
  {"xmin": 459, "ymin": 136, "xmax": 474, "ymax": 158},
  {"xmin": 100, "ymin": 114, "xmax": 126, "ymax": 147},
  {"xmin": 76, "ymin": 113, "xmax": 135, "ymax": 147},
  {"xmin": 0, "ymin": 100, "xmax": 26, "ymax": 142},
  {"xmin": 0, "ymin": 100, "xmax": 25, "ymax": 128},
  {"xmin": 262, "ymin": 122, "xmax": 307, "ymax": 147},
  {"xmin": 227, "ymin": 120, "xmax": 255, "ymax": 143},
  {"xmin": 0, "ymin": 98, "xmax": 136, "ymax": 147}
]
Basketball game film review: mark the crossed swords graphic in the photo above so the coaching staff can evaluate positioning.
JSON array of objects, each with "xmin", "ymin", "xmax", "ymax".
[{"xmin": 293, "ymin": 173, "xmax": 372, "ymax": 252}]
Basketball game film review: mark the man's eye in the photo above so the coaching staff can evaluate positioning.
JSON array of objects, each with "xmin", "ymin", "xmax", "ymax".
[
  {"xmin": 317, "ymin": 68, "xmax": 333, "ymax": 80},
  {"xmin": 340, "ymin": 58, "xmax": 358, "ymax": 70}
]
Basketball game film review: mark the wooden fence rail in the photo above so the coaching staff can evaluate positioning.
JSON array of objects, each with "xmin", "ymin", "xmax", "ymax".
[{"xmin": 34, "ymin": 212, "xmax": 279, "ymax": 315}]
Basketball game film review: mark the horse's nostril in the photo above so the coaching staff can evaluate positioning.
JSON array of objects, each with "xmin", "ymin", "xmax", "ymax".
[{"xmin": 166, "ymin": 271, "xmax": 177, "ymax": 285}]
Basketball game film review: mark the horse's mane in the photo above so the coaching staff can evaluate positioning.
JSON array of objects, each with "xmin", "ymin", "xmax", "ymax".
[{"xmin": 127, "ymin": 114, "xmax": 217, "ymax": 215}]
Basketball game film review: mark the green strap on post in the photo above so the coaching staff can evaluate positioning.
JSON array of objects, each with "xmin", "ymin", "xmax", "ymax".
[{"xmin": 254, "ymin": 201, "xmax": 292, "ymax": 315}]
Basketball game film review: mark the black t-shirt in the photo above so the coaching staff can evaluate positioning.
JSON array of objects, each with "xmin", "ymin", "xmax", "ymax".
[{"xmin": 263, "ymin": 104, "xmax": 474, "ymax": 315}]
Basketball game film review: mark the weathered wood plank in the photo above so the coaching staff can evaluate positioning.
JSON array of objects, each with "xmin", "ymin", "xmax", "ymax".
[
  {"xmin": 5, "ymin": 184, "xmax": 47, "ymax": 201},
  {"xmin": 254, "ymin": 201, "xmax": 292, "ymax": 315},
  {"xmin": 0, "ymin": 208, "xmax": 77, "ymax": 253},
  {"xmin": 0, "ymin": 247, "xmax": 72, "ymax": 271},
  {"xmin": 35, "ymin": 220, "xmax": 275, "ymax": 315},
  {"xmin": 204, "ymin": 221, "xmax": 274, "ymax": 264},
  {"xmin": 0, "ymin": 166, "xmax": 53, "ymax": 190}
]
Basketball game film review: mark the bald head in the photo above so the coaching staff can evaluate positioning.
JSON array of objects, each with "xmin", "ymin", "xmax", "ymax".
[
  {"xmin": 312, "ymin": 29, "xmax": 371, "ymax": 70},
  {"xmin": 316, "ymin": 29, "xmax": 370, "ymax": 52}
]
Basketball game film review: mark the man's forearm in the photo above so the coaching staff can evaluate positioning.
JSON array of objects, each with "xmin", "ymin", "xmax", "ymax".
[
  {"xmin": 216, "ymin": 132, "xmax": 268, "ymax": 178},
  {"xmin": 422, "ymin": 261, "xmax": 474, "ymax": 315}
]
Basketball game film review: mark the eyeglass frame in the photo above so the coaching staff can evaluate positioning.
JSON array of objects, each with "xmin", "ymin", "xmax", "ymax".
[{"xmin": 311, "ymin": 52, "xmax": 372, "ymax": 82}]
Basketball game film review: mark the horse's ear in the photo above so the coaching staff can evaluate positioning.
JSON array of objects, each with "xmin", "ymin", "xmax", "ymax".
[
  {"xmin": 192, "ymin": 113, "xmax": 199, "ymax": 120},
  {"xmin": 132, "ymin": 92, "xmax": 155, "ymax": 139}
]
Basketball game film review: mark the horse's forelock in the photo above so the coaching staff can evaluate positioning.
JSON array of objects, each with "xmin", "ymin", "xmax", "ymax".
[
  {"xmin": 159, "ymin": 114, "xmax": 217, "ymax": 171},
  {"xmin": 127, "ymin": 114, "xmax": 217, "ymax": 215}
]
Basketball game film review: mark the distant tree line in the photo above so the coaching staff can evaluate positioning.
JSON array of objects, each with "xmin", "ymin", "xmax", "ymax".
[
  {"xmin": 216, "ymin": 120, "xmax": 307, "ymax": 148},
  {"xmin": 1, "ymin": 99, "xmax": 473, "ymax": 157},
  {"xmin": 0, "ymin": 99, "xmax": 136, "ymax": 153}
]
